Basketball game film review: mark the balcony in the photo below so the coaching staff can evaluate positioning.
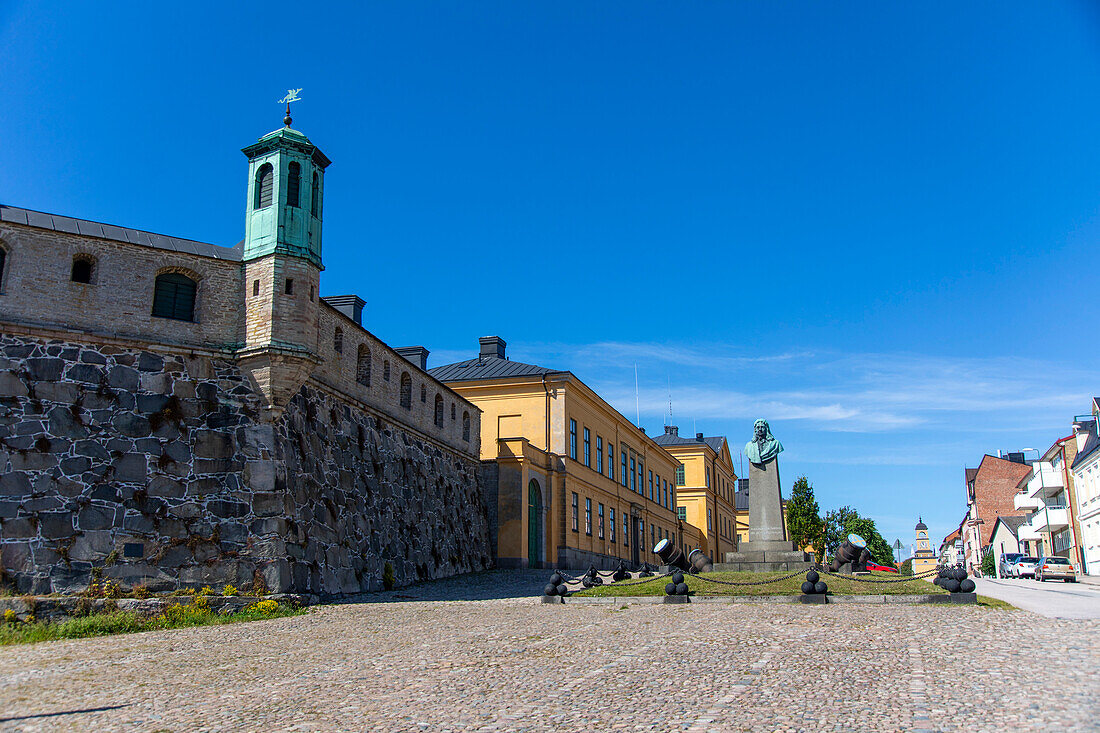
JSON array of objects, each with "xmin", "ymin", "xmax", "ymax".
[
  {"xmin": 1028, "ymin": 506, "xmax": 1070, "ymax": 533},
  {"xmin": 1025, "ymin": 462, "xmax": 1065, "ymax": 499},
  {"xmin": 1014, "ymin": 492, "xmax": 1039, "ymax": 511},
  {"xmin": 1018, "ymin": 524, "xmax": 1041, "ymax": 541}
]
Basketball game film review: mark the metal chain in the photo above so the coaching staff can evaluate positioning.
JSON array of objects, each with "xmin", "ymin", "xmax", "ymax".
[
  {"xmin": 686, "ymin": 568, "xmax": 808, "ymax": 586},
  {"xmin": 815, "ymin": 567, "xmax": 941, "ymax": 584}
]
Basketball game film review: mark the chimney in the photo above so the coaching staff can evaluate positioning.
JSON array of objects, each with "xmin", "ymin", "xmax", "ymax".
[
  {"xmin": 664, "ymin": 425, "xmax": 678, "ymax": 436},
  {"xmin": 395, "ymin": 346, "xmax": 430, "ymax": 371},
  {"xmin": 322, "ymin": 295, "xmax": 366, "ymax": 326},
  {"xmin": 479, "ymin": 336, "xmax": 506, "ymax": 360},
  {"xmin": 696, "ymin": 432, "xmax": 704, "ymax": 442}
]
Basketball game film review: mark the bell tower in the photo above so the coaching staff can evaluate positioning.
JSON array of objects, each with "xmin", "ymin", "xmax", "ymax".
[
  {"xmin": 236, "ymin": 102, "xmax": 331, "ymax": 420},
  {"xmin": 912, "ymin": 517, "xmax": 937, "ymax": 575}
]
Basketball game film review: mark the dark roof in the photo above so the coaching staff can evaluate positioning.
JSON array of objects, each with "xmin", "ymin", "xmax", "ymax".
[
  {"xmin": 428, "ymin": 356, "xmax": 556, "ymax": 382},
  {"xmin": 965, "ymin": 468, "xmax": 979, "ymax": 483},
  {"xmin": 733, "ymin": 490, "xmax": 748, "ymax": 510},
  {"xmin": 1072, "ymin": 429, "xmax": 1100, "ymax": 469},
  {"xmin": 652, "ymin": 430, "xmax": 726, "ymax": 454},
  {"xmin": 915, "ymin": 517, "xmax": 927, "ymax": 531},
  {"xmin": 992, "ymin": 515, "xmax": 1027, "ymax": 540},
  {"xmin": 1, "ymin": 204, "xmax": 243, "ymax": 261}
]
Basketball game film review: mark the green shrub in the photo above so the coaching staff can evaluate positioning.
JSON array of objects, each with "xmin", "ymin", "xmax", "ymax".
[
  {"xmin": 981, "ymin": 549, "xmax": 996, "ymax": 577},
  {"xmin": 383, "ymin": 562, "xmax": 395, "ymax": 591}
]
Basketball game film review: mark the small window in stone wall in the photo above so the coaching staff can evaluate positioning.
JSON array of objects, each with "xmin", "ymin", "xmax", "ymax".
[
  {"xmin": 400, "ymin": 372, "xmax": 412, "ymax": 409},
  {"xmin": 451, "ymin": 403, "xmax": 456, "ymax": 420},
  {"xmin": 285, "ymin": 278, "xmax": 294, "ymax": 295},
  {"xmin": 0, "ymin": 247, "xmax": 6, "ymax": 290},
  {"xmin": 420, "ymin": 384, "xmax": 426, "ymax": 403},
  {"xmin": 357, "ymin": 344, "xmax": 371, "ymax": 386},
  {"xmin": 434, "ymin": 394, "xmax": 444, "ymax": 427},
  {"xmin": 71, "ymin": 256, "xmax": 93, "ymax": 284},
  {"xmin": 462, "ymin": 411, "xmax": 470, "ymax": 442},
  {"xmin": 334, "ymin": 327, "xmax": 343, "ymax": 354},
  {"xmin": 383, "ymin": 360, "xmax": 390, "ymax": 381},
  {"xmin": 252, "ymin": 279, "xmax": 260, "ymax": 297}
]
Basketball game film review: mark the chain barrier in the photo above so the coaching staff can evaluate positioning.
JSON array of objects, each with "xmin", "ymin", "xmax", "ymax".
[
  {"xmin": 814, "ymin": 566, "xmax": 941, "ymax": 584},
  {"xmin": 685, "ymin": 568, "xmax": 808, "ymax": 586}
]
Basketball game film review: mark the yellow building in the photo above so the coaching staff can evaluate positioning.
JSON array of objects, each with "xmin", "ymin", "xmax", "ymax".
[
  {"xmin": 912, "ymin": 517, "xmax": 937, "ymax": 575},
  {"xmin": 430, "ymin": 337, "xmax": 698, "ymax": 569},
  {"xmin": 653, "ymin": 426, "xmax": 739, "ymax": 560}
]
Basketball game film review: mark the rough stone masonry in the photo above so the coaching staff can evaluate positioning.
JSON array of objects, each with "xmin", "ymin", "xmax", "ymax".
[{"xmin": 0, "ymin": 332, "xmax": 491, "ymax": 596}]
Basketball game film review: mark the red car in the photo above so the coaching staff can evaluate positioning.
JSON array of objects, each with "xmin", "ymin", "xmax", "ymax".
[{"xmin": 866, "ymin": 561, "xmax": 899, "ymax": 573}]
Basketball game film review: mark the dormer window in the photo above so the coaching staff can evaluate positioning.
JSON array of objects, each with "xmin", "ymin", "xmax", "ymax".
[
  {"xmin": 287, "ymin": 162, "xmax": 301, "ymax": 208},
  {"xmin": 255, "ymin": 163, "xmax": 274, "ymax": 209}
]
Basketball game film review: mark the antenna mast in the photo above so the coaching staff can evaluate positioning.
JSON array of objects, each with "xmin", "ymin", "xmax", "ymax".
[{"xmin": 634, "ymin": 363, "xmax": 640, "ymax": 426}]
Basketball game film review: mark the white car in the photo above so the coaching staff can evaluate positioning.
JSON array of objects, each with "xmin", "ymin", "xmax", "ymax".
[{"xmin": 1011, "ymin": 556, "xmax": 1039, "ymax": 579}]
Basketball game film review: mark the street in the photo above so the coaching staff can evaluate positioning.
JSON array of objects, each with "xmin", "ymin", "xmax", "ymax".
[{"xmin": 973, "ymin": 576, "xmax": 1100, "ymax": 619}]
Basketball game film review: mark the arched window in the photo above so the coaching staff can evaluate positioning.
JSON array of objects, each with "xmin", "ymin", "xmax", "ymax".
[
  {"xmin": 383, "ymin": 360, "xmax": 390, "ymax": 381},
  {"xmin": 451, "ymin": 403, "xmax": 456, "ymax": 420},
  {"xmin": 400, "ymin": 372, "xmax": 412, "ymax": 409},
  {"xmin": 334, "ymin": 327, "xmax": 343, "ymax": 354},
  {"xmin": 152, "ymin": 272, "xmax": 197, "ymax": 322},
  {"xmin": 0, "ymin": 246, "xmax": 5, "ymax": 289},
  {"xmin": 71, "ymin": 255, "xmax": 93, "ymax": 284},
  {"xmin": 434, "ymin": 394, "xmax": 444, "ymax": 427},
  {"xmin": 357, "ymin": 345, "xmax": 371, "ymax": 386},
  {"xmin": 255, "ymin": 163, "xmax": 274, "ymax": 209},
  {"xmin": 310, "ymin": 172, "xmax": 320, "ymax": 217},
  {"xmin": 286, "ymin": 162, "xmax": 301, "ymax": 208},
  {"xmin": 462, "ymin": 411, "xmax": 470, "ymax": 442},
  {"xmin": 420, "ymin": 384, "xmax": 426, "ymax": 403}
]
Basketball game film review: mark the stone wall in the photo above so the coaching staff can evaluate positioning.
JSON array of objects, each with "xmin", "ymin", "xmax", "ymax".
[{"xmin": 0, "ymin": 332, "xmax": 491, "ymax": 596}]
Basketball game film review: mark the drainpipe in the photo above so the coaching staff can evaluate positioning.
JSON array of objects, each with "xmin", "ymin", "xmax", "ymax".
[{"xmin": 541, "ymin": 373, "xmax": 557, "ymax": 568}]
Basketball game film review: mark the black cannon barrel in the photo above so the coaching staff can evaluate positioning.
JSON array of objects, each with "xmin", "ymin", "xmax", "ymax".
[
  {"xmin": 653, "ymin": 538, "xmax": 692, "ymax": 572},
  {"xmin": 688, "ymin": 549, "xmax": 713, "ymax": 574}
]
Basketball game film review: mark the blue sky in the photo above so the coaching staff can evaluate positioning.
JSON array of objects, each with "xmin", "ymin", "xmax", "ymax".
[{"xmin": 2, "ymin": 2, "xmax": 1098, "ymax": 551}]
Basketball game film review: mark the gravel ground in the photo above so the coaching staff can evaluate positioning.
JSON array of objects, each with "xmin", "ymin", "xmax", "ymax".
[{"xmin": 0, "ymin": 570, "xmax": 1096, "ymax": 732}]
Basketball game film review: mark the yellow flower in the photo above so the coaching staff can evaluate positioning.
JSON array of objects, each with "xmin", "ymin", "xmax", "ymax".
[
  {"xmin": 222, "ymin": 584, "xmax": 239, "ymax": 597},
  {"xmin": 3, "ymin": 609, "xmax": 16, "ymax": 624}
]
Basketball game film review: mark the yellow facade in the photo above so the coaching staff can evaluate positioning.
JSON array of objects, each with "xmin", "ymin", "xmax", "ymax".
[
  {"xmin": 654, "ymin": 427, "xmax": 738, "ymax": 560},
  {"xmin": 912, "ymin": 518, "xmax": 937, "ymax": 575},
  {"xmin": 438, "ymin": 355, "xmax": 687, "ymax": 569}
]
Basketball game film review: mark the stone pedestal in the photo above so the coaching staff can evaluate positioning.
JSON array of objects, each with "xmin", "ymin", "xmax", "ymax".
[{"xmin": 717, "ymin": 456, "xmax": 811, "ymax": 572}]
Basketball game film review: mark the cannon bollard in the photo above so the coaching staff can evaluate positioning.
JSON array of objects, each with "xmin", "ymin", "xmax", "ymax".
[{"xmin": 653, "ymin": 538, "xmax": 692, "ymax": 573}]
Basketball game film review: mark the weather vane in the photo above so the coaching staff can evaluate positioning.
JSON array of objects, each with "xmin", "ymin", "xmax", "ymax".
[{"xmin": 279, "ymin": 88, "xmax": 303, "ymax": 127}]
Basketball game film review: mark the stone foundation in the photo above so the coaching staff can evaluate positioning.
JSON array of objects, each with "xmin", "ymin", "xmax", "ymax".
[{"xmin": 0, "ymin": 333, "xmax": 491, "ymax": 597}]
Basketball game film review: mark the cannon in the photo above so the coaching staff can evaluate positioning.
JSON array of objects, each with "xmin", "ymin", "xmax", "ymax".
[
  {"xmin": 828, "ymin": 533, "xmax": 871, "ymax": 574},
  {"xmin": 688, "ymin": 549, "xmax": 714, "ymax": 574},
  {"xmin": 653, "ymin": 538, "xmax": 692, "ymax": 572}
]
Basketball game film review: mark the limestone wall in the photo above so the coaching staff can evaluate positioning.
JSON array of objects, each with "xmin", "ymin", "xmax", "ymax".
[{"xmin": 0, "ymin": 332, "xmax": 491, "ymax": 596}]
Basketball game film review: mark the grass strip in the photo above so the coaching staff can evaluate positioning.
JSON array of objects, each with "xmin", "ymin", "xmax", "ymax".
[
  {"xmin": 0, "ymin": 599, "xmax": 305, "ymax": 646},
  {"xmin": 575, "ymin": 570, "xmax": 949, "ymax": 597}
]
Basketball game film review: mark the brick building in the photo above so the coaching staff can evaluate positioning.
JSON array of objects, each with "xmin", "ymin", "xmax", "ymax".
[
  {"xmin": 0, "ymin": 116, "xmax": 492, "ymax": 595},
  {"xmin": 962, "ymin": 454, "xmax": 1031, "ymax": 573}
]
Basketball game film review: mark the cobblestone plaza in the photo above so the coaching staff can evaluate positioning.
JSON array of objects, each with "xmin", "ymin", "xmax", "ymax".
[{"xmin": 0, "ymin": 572, "xmax": 1096, "ymax": 732}]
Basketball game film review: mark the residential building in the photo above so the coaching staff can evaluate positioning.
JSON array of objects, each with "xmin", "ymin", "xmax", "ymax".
[
  {"xmin": 912, "ymin": 518, "xmax": 937, "ymax": 576},
  {"xmin": 652, "ymin": 426, "xmax": 738, "ymax": 559},
  {"xmin": 939, "ymin": 525, "xmax": 963, "ymax": 565},
  {"xmin": 962, "ymin": 455, "xmax": 1031, "ymax": 574},
  {"xmin": 429, "ymin": 338, "xmax": 702, "ymax": 569},
  {"xmin": 988, "ymin": 516, "xmax": 1026, "ymax": 578},
  {"xmin": 1071, "ymin": 399, "xmax": 1100, "ymax": 574},
  {"xmin": 1012, "ymin": 435, "xmax": 1082, "ymax": 563}
]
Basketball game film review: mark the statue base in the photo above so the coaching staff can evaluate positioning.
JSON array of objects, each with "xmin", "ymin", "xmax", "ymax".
[{"xmin": 715, "ymin": 546, "xmax": 812, "ymax": 573}]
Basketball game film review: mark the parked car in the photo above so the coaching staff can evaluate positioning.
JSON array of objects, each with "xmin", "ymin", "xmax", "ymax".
[
  {"xmin": 999, "ymin": 552, "xmax": 1024, "ymax": 578},
  {"xmin": 866, "ymin": 561, "xmax": 899, "ymax": 574},
  {"xmin": 1036, "ymin": 556, "xmax": 1078, "ymax": 583},
  {"xmin": 1012, "ymin": 556, "xmax": 1040, "ymax": 578}
]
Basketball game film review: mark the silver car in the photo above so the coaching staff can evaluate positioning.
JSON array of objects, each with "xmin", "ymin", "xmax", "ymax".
[{"xmin": 1012, "ymin": 556, "xmax": 1039, "ymax": 579}]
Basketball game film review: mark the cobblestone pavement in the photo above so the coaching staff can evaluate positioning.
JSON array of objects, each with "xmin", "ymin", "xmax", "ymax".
[{"xmin": 0, "ymin": 572, "xmax": 1097, "ymax": 732}]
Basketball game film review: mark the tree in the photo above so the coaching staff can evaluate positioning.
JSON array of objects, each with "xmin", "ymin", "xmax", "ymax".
[
  {"xmin": 981, "ymin": 548, "xmax": 995, "ymax": 577},
  {"xmin": 786, "ymin": 476, "xmax": 824, "ymax": 561},
  {"xmin": 898, "ymin": 558, "xmax": 913, "ymax": 576},
  {"xmin": 844, "ymin": 515, "xmax": 897, "ymax": 568},
  {"xmin": 822, "ymin": 506, "xmax": 859, "ymax": 557}
]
